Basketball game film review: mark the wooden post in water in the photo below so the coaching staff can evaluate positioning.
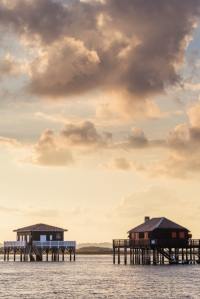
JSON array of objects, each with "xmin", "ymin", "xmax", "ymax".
[
  {"xmin": 117, "ymin": 247, "xmax": 120, "ymax": 264},
  {"xmin": 153, "ymin": 249, "xmax": 156, "ymax": 265},
  {"xmin": 130, "ymin": 248, "xmax": 133, "ymax": 265},
  {"xmin": 193, "ymin": 245, "xmax": 195, "ymax": 264},
  {"xmin": 113, "ymin": 245, "xmax": 115, "ymax": 264},
  {"xmin": 190, "ymin": 246, "xmax": 192, "ymax": 263},
  {"xmin": 74, "ymin": 249, "xmax": 76, "ymax": 261},
  {"xmin": 4, "ymin": 249, "xmax": 6, "ymax": 262},
  {"xmin": 6, "ymin": 249, "xmax": 9, "ymax": 261},
  {"xmin": 124, "ymin": 247, "xmax": 127, "ymax": 265},
  {"xmin": 181, "ymin": 248, "xmax": 184, "ymax": 264},
  {"xmin": 185, "ymin": 247, "xmax": 188, "ymax": 263}
]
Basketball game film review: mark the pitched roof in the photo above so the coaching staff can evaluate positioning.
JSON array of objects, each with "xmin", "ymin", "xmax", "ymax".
[
  {"xmin": 13, "ymin": 223, "xmax": 68, "ymax": 233},
  {"xmin": 128, "ymin": 217, "xmax": 189, "ymax": 233}
]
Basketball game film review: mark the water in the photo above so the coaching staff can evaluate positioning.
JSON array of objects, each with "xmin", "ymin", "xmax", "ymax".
[{"xmin": 0, "ymin": 255, "xmax": 200, "ymax": 298}]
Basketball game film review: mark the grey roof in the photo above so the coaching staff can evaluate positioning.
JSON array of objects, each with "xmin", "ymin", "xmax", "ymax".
[
  {"xmin": 128, "ymin": 217, "xmax": 189, "ymax": 233},
  {"xmin": 13, "ymin": 223, "xmax": 68, "ymax": 233}
]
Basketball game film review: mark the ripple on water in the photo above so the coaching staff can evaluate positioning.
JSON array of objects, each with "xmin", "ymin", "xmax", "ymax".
[{"xmin": 0, "ymin": 255, "xmax": 199, "ymax": 298}]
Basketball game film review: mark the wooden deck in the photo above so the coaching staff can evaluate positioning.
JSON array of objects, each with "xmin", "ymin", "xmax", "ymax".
[
  {"xmin": 3, "ymin": 241, "xmax": 76, "ymax": 262},
  {"xmin": 113, "ymin": 239, "xmax": 200, "ymax": 265}
]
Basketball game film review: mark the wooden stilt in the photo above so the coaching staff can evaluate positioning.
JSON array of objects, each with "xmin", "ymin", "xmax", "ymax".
[
  {"xmin": 118, "ymin": 247, "xmax": 120, "ymax": 264},
  {"xmin": 130, "ymin": 248, "xmax": 133, "ymax": 265},
  {"xmin": 73, "ymin": 249, "xmax": 76, "ymax": 261},
  {"xmin": 124, "ymin": 247, "xmax": 127, "ymax": 265},
  {"xmin": 113, "ymin": 246, "xmax": 115, "ymax": 264},
  {"xmin": 153, "ymin": 249, "xmax": 156, "ymax": 265},
  {"xmin": 186, "ymin": 247, "xmax": 188, "ymax": 263},
  {"xmin": 4, "ymin": 249, "xmax": 6, "ymax": 262}
]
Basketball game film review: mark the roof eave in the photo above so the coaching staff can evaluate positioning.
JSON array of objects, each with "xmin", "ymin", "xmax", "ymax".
[{"xmin": 13, "ymin": 229, "xmax": 68, "ymax": 232}]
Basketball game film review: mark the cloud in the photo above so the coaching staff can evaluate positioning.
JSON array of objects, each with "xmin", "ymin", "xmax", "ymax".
[
  {"xmin": 106, "ymin": 157, "xmax": 133, "ymax": 171},
  {"xmin": 105, "ymin": 156, "xmax": 148, "ymax": 172},
  {"xmin": 188, "ymin": 101, "xmax": 200, "ymax": 127},
  {"xmin": 0, "ymin": 136, "xmax": 21, "ymax": 147},
  {"xmin": 0, "ymin": 0, "xmax": 199, "ymax": 116},
  {"xmin": 96, "ymin": 94, "xmax": 163, "ymax": 121},
  {"xmin": 102, "ymin": 101, "xmax": 200, "ymax": 178},
  {"xmin": 118, "ymin": 127, "xmax": 164, "ymax": 149},
  {"xmin": 0, "ymin": 54, "xmax": 20, "ymax": 78},
  {"xmin": 61, "ymin": 121, "xmax": 112, "ymax": 147},
  {"xmin": 29, "ymin": 37, "xmax": 101, "ymax": 96},
  {"xmin": 31, "ymin": 121, "xmax": 112, "ymax": 166},
  {"xmin": 31, "ymin": 129, "xmax": 74, "ymax": 167},
  {"xmin": 127, "ymin": 128, "xmax": 148, "ymax": 148},
  {"xmin": 150, "ymin": 101, "xmax": 200, "ymax": 178}
]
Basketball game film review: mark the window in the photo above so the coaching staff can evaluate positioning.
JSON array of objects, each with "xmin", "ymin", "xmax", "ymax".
[
  {"xmin": 179, "ymin": 232, "xmax": 185, "ymax": 239},
  {"xmin": 56, "ymin": 233, "xmax": 61, "ymax": 240},
  {"xmin": 172, "ymin": 232, "xmax": 177, "ymax": 238},
  {"xmin": 144, "ymin": 232, "xmax": 149, "ymax": 239},
  {"xmin": 139, "ymin": 232, "xmax": 144, "ymax": 239},
  {"xmin": 135, "ymin": 233, "xmax": 139, "ymax": 240},
  {"xmin": 50, "ymin": 235, "xmax": 53, "ymax": 241}
]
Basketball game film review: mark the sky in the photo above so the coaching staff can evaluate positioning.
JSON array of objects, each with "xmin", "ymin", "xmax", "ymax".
[{"xmin": 1, "ymin": 0, "xmax": 200, "ymax": 243}]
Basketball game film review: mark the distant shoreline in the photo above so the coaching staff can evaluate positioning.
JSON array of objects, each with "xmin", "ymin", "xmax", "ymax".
[{"xmin": 76, "ymin": 247, "xmax": 113, "ymax": 255}]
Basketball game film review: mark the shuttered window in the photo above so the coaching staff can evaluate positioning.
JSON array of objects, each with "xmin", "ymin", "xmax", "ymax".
[
  {"xmin": 135, "ymin": 233, "xmax": 139, "ymax": 240},
  {"xmin": 179, "ymin": 232, "xmax": 185, "ymax": 239},
  {"xmin": 172, "ymin": 232, "xmax": 177, "ymax": 238}
]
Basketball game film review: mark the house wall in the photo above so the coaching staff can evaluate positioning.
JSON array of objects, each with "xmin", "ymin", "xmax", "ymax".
[
  {"xmin": 129, "ymin": 229, "xmax": 189, "ymax": 248},
  {"xmin": 130, "ymin": 229, "xmax": 189, "ymax": 241},
  {"xmin": 17, "ymin": 231, "xmax": 64, "ymax": 242},
  {"xmin": 151, "ymin": 229, "xmax": 189, "ymax": 240}
]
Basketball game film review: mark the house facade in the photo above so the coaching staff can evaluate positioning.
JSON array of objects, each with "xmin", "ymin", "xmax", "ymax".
[
  {"xmin": 128, "ymin": 216, "xmax": 190, "ymax": 248},
  {"xmin": 4, "ymin": 223, "xmax": 76, "ymax": 262},
  {"xmin": 14, "ymin": 223, "xmax": 67, "ymax": 243}
]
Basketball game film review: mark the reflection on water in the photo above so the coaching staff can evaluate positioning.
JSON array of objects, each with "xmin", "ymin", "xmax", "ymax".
[{"xmin": 0, "ymin": 255, "xmax": 199, "ymax": 298}]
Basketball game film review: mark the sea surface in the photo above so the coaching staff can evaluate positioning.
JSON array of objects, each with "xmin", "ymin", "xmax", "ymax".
[{"xmin": 0, "ymin": 255, "xmax": 200, "ymax": 299}]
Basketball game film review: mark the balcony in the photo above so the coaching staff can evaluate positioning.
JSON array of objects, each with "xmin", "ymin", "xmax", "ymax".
[
  {"xmin": 32, "ymin": 241, "xmax": 76, "ymax": 248},
  {"xmin": 113, "ymin": 238, "xmax": 192, "ymax": 249},
  {"xmin": 4, "ymin": 241, "xmax": 76, "ymax": 249},
  {"xmin": 4, "ymin": 241, "xmax": 26, "ymax": 248}
]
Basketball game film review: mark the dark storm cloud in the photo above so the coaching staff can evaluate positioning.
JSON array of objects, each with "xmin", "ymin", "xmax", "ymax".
[{"xmin": 0, "ymin": 0, "xmax": 199, "ymax": 102}]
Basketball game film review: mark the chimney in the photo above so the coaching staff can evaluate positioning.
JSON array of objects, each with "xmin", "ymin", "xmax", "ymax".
[{"xmin": 144, "ymin": 216, "xmax": 150, "ymax": 222}]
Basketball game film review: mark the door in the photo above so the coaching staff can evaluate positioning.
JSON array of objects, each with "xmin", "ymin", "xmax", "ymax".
[{"xmin": 40, "ymin": 235, "xmax": 47, "ymax": 242}]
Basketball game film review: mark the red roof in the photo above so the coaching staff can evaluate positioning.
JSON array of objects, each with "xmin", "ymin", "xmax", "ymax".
[
  {"xmin": 13, "ymin": 223, "xmax": 68, "ymax": 233},
  {"xmin": 128, "ymin": 217, "xmax": 189, "ymax": 233}
]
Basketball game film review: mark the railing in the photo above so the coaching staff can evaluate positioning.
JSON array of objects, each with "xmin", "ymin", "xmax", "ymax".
[
  {"xmin": 113, "ymin": 239, "xmax": 131, "ymax": 247},
  {"xmin": 188, "ymin": 239, "xmax": 200, "ymax": 247},
  {"xmin": 32, "ymin": 241, "xmax": 76, "ymax": 248},
  {"xmin": 113, "ymin": 239, "xmax": 200, "ymax": 248},
  {"xmin": 113, "ymin": 239, "xmax": 151, "ymax": 248},
  {"xmin": 4, "ymin": 241, "xmax": 26, "ymax": 248}
]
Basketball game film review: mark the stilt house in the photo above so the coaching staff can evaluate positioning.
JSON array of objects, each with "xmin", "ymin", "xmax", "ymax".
[
  {"xmin": 113, "ymin": 216, "xmax": 200, "ymax": 265},
  {"xmin": 128, "ymin": 217, "xmax": 190, "ymax": 248},
  {"xmin": 4, "ymin": 223, "xmax": 76, "ymax": 262}
]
